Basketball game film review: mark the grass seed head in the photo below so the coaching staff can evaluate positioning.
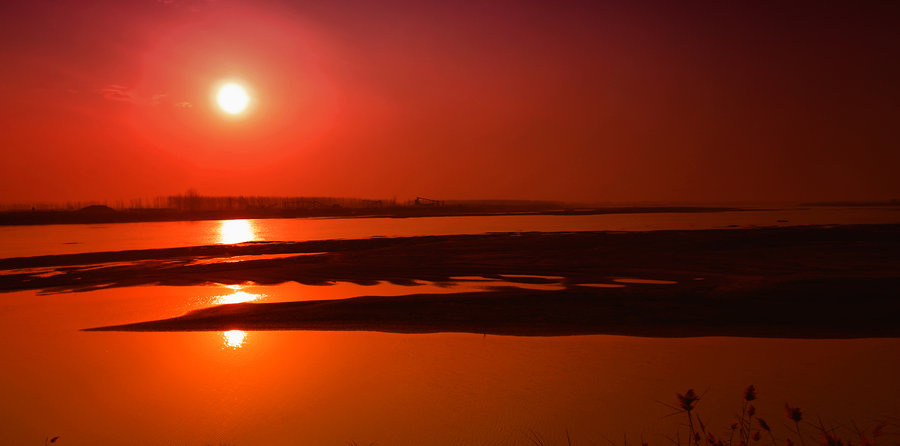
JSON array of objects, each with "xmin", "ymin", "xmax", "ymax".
[
  {"xmin": 678, "ymin": 389, "xmax": 700, "ymax": 411},
  {"xmin": 745, "ymin": 385, "xmax": 758, "ymax": 402},
  {"xmin": 785, "ymin": 404, "xmax": 803, "ymax": 422}
]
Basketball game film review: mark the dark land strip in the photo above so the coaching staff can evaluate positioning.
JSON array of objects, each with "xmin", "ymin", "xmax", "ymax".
[
  {"xmin": 0, "ymin": 205, "xmax": 752, "ymax": 226},
  {"xmin": 1, "ymin": 224, "xmax": 898, "ymax": 338},
  {"xmin": 86, "ymin": 281, "xmax": 900, "ymax": 338},
  {"xmin": 2, "ymin": 224, "xmax": 897, "ymax": 293}
]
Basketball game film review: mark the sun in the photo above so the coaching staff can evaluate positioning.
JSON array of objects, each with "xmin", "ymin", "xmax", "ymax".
[{"xmin": 217, "ymin": 83, "xmax": 250, "ymax": 114}]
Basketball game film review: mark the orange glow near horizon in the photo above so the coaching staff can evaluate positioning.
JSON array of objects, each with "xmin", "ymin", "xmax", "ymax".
[{"xmin": 218, "ymin": 219, "xmax": 257, "ymax": 244}]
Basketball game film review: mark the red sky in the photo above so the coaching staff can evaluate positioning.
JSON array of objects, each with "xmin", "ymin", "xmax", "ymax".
[{"xmin": 1, "ymin": 0, "xmax": 898, "ymax": 204}]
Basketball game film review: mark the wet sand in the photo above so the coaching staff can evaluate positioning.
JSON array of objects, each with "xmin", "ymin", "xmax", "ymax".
[{"xmin": 1, "ymin": 224, "xmax": 898, "ymax": 338}]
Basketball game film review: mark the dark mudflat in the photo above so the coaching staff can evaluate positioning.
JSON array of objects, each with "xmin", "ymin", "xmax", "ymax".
[
  {"xmin": 3, "ymin": 224, "xmax": 898, "ymax": 338},
  {"xmin": 86, "ymin": 278, "xmax": 900, "ymax": 338},
  {"xmin": 3, "ymin": 224, "xmax": 898, "ymax": 294}
]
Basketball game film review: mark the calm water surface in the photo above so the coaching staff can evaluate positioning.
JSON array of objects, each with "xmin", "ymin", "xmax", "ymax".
[
  {"xmin": 1, "ymin": 208, "xmax": 899, "ymax": 445},
  {"xmin": 2, "ymin": 284, "xmax": 899, "ymax": 445}
]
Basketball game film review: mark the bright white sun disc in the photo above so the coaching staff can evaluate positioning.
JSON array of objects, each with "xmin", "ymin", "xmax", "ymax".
[{"xmin": 217, "ymin": 83, "xmax": 250, "ymax": 114}]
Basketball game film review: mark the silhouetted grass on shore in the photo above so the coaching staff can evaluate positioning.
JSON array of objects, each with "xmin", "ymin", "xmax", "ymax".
[
  {"xmin": 662, "ymin": 386, "xmax": 895, "ymax": 446},
  {"xmin": 41, "ymin": 385, "xmax": 895, "ymax": 445}
]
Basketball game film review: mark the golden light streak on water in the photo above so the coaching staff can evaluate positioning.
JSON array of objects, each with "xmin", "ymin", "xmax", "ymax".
[
  {"xmin": 218, "ymin": 219, "xmax": 257, "ymax": 244},
  {"xmin": 222, "ymin": 330, "xmax": 247, "ymax": 348},
  {"xmin": 215, "ymin": 290, "xmax": 263, "ymax": 305},
  {"xmin": 214, "ymin": 285, "xmax": 261, "ymax": 349}
]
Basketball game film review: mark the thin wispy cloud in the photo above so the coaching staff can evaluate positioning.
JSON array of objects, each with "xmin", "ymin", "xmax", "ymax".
[
  {"xmin": 96, "ymin": 85, "xmax": 134, "ymax": 102},
  {"xmin": 95, "ymin": 85, "xmax": 190, "ymax": 109},
  {"xmin": 151, "ymin": 93, "xmax": 168, "ymax": 105},
  {"xmin": 154, "ymin": 0, "xmax": 216, "ymax": 12}
]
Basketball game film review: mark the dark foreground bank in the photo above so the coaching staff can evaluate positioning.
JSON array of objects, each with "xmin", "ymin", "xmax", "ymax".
[{"xmin": 87, "ymin": 279, "xmax": 900, "ymax": 338}]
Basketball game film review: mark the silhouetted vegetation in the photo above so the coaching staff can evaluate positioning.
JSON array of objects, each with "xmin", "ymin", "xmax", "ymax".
[
  {"xmin": 1, "ymin": 191, "xmax": 562, "ymax": 212},
  {"xmin": 663, "ymin": 386, "xmax": 896, "ymax": 446},
  {"xmin": 0, "ymin": 191, "xmax": 749, "ymax": 226}
]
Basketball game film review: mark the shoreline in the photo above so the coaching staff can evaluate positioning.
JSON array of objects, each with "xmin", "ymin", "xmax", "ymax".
[{"xmin": 0, "ymin": 205, "xmax": 758, "ymax": 226}]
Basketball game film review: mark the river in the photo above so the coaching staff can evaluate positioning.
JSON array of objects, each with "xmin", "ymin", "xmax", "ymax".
[{"xmin": 0, "ymin": 207, "xmax": 898, "ymax": 445}]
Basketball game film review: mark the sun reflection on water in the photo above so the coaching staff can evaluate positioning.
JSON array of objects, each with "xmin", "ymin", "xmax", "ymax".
[
  {"xmin": 218, "ymin": 219, "xmax": 257, "ymax": 244},
  {"xmin": 223, "ymin": 330, "xmax": 247, "ymax": 348},
  {"xmin": 215, "ymin": 290, "xmax": 262, "ymax": 305},
  {"xmin": 214, "ymin": 285, "xmax": 262, "ymax": 349}
]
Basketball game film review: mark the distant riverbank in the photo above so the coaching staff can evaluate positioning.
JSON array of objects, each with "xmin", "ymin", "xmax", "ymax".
[{"xmin": 0, "ymin": 205, "xmax": 750, "ymax": 226}]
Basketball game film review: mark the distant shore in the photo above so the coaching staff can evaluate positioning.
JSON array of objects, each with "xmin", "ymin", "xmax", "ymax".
[{"xmin": 0, "ymin": 205, "xmax": 752, "ymax": 226}]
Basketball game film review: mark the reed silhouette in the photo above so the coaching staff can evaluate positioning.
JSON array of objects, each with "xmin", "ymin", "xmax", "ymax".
[{"xmin": 662, "ymin": 386, "xmax": 894, "ymax": 446}]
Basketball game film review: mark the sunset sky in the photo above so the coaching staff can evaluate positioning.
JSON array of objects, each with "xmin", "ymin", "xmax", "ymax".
[{"xmin": 1, "ymin": 0, "xmax": 898, "ymax": 204}]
